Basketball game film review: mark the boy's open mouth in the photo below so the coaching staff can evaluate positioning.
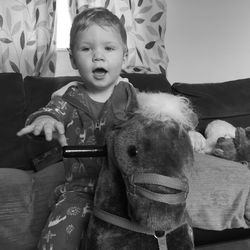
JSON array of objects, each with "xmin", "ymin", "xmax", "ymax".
[{"xmin": 92, "ymin": 68, "xmax": 107, "ymax": 79}]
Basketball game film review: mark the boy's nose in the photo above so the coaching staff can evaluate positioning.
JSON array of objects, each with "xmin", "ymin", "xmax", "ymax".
[{"xmin": 92, "ymin": 50, "xmax": 104, "ymax": 62}]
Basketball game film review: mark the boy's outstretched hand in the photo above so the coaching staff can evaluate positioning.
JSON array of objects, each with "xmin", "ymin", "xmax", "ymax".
[{"xmin": 17, "ymin": 115, "xmax": 67, "ymax": 146}]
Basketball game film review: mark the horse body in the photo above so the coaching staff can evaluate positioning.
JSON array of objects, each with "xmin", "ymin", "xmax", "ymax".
[{"xmin": 85, "ymin": 111, "xmax": 194, "ymax": 250}]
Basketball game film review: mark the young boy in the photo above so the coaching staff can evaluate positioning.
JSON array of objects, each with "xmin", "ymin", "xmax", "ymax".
[
  {"xmin": 18, "ymin": 7, "xmax": 137, "ymax": 250},
  {"xmin": 17, "ymin": 7, "xmax": 205, "ymax": 250}
]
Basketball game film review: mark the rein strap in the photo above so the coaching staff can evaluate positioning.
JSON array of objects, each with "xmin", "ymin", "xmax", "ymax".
[{"xmin": 94, "ymin": 208, "xmax": 187, "ymax": 250}]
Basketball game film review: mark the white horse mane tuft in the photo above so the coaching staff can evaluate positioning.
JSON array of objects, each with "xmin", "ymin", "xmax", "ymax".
[{"xmin": 136, "ymin": 92, "xmax": 196, "ymax": 130}]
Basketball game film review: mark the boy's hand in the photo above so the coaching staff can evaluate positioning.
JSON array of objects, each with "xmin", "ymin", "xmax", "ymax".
[
  {"xmin": 188, "ymin": 131, "xmax": 206, "ymax": 153},
  {"xmin": 17, "ymin": 115, "xmax": 67, "ymax": 146}
]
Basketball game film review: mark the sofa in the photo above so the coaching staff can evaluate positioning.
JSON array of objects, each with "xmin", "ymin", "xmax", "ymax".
[{"xmin": 1, "ymin": 72, "xmax": 250, "ymax": 250}]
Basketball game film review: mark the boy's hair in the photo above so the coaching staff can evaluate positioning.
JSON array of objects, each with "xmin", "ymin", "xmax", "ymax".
[{"xmin": 70, "ymin": 7, "xmax": 127, "ymax": 52}]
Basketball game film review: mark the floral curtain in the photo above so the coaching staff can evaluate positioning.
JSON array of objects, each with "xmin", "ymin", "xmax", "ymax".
[
  {"xmin": 68, "ymin": 0, "xmax": 168, "ymax": 75},
  {"xmin": 0, "ymin": 0, "xmax": 57, "ymax": 77}
]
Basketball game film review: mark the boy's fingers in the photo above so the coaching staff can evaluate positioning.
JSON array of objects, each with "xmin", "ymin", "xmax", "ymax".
[
  {"xmin": 54, "ymin": 121, "xmax": 65, "ymax": 135},
  {"xmin": 57, "ymin": 134, "xmax": 68, "ymax": 146},
  {"xmin": 43, "ymin": 123, "xmax": 54, "ymax": 141},
  {"xmin": 54, "ymin": 122, "xmax": 67, "ymax": 146},
  {"xmin": 33, "ymin": 122, "xmax": 45, "ymax": 136},
  {"xmin": 16, "ymin": 124, "xmax": 35, "ymax": 136}
]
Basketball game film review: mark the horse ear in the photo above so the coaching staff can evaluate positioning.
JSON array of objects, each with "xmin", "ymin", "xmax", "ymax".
[{"xmin": 111, "ymin": 82, "xmax": 138, "ymax": 123}]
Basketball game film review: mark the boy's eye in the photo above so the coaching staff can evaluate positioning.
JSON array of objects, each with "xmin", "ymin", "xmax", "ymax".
[
  {"xmin": 81, "ymin": 47, "xmax": 90, "ymax": 51},
  {"xmin": 105, "ymin": 47, "xmax": 115, "ymax": 51}
]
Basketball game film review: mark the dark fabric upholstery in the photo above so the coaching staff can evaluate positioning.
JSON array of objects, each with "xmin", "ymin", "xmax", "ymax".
[
  {"xmin": 121, "ymin": 73, "xmax": 172, "ymax": 93},
  {"xmin": 24, "ymin": 76, "xmax": 82, "ymax": 117},
  {"xmin": 0, "ymin": 168, "xmax": 35, "ymax": 250},
  {"xmin": 172, "ymin": 78, "xmax": 250, "ymax": 133},
  {"xmin": 0, "ymin": 73, "xmax": 30, "ymax": 169}
]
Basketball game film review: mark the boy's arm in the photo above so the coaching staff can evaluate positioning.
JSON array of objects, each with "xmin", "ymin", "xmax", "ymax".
[
  {"xmin": 17, "ymin": 95, "xmax": 71, "ymax": 146},
  {"xmin": 17, "ymin": 115, "xmax": 67, "ymax": 146},
  {"xmin": 26, "ymin": 95, "xmax": 71, "ymax": 125}
]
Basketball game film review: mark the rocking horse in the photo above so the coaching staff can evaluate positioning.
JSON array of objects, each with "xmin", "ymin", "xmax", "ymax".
[{"xmin": 63, "ymin": 92, "xmax": 195, "ymax": 250}]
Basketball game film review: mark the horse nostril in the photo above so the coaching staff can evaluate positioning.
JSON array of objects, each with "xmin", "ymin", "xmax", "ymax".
[{"xmin": 127, "ymin": 145, "xmax": 138, "ymax": 157}]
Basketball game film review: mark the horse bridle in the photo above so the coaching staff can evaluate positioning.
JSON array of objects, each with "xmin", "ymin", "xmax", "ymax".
[
  {"xmin": 125, "ymin": 172, "xmax": 188, "ymax": 204},
  {"xmin": 94, "ymin": 172, "xmax": 189, "ymax": 250},
  {"xmin": 63, "ymin": 146, "xmax": 189, "ymax": 250}
]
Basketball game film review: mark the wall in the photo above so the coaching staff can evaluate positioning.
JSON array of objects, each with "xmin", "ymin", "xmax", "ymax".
[
  {"xmin": 166, "ymin": 0, "xmax": 250, "ymax": 84},
  {"xmin": 56, "ymin": 0, "xmax": 250, "ymax": 84}
]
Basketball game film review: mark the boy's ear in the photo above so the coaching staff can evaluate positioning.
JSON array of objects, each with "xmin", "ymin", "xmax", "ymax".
[
  {"xmin": 122, "ymin": 50, "xmax": 128, "ymax": 69},
  {"xmin": 68, "ymin": 48, "xmax": 77, "ymax": 70}
]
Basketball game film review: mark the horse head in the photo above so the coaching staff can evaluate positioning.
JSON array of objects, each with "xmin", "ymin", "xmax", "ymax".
[{"xmin": 105, "ymin": 92, "xmax": 195, "ymax": 232}]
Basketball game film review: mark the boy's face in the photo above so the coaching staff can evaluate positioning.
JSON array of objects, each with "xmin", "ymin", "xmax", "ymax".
[{"xmin": 70, "ymin": 24, "xmax": 127, "ymax": 93}]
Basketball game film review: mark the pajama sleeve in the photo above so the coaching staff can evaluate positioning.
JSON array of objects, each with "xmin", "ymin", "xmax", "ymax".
[{"xmin": 25, "ymin": 95, "xmax": 72, "ymax": 126}]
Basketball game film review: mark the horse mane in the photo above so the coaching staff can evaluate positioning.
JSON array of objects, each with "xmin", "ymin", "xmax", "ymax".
[{"xmin": 136, "ymin": 92, "xmax": 197, "ymax": 130}]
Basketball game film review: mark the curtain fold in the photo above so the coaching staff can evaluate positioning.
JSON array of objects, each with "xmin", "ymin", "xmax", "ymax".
[
  {"xmin": 68, "ymin": 0, "xmax": 168, "ymax": 75},
  {"xmin": 0, "ymin": 0, "xmax": 57, "ymax": 77}
]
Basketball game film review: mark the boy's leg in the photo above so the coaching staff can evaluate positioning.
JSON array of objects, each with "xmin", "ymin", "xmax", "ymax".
[{"xmin": 37, "ymin": 192, "xmax": 93, "ymax": 250}]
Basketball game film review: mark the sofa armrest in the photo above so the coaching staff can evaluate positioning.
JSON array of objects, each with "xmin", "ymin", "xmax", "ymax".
[
  {"xmin": 0, "ymin": 168, "xmax": 36, "ymax": 249},
  {"xmin": 0, "ymin": 162, "xmax": 65, "ymax": 250}
]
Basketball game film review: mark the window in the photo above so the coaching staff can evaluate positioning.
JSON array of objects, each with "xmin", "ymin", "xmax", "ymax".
[
  {"xmin": 55, "ymin": 1, "xmax": 79, "ymax": 76},
  {"xmin": 56, "ymin": 1, "xmax": 71, "ymax": 49}
]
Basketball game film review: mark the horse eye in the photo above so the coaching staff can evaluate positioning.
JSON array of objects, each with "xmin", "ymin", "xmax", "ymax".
[{"xmin": 127, "ymin": 145, "xmax": 138, "ymax": 157}]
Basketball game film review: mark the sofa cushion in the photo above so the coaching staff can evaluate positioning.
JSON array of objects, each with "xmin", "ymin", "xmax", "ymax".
[
  {"xmin": 0, "ymin": 168, "xmax": 36, "ymax": 250},
  {"xmin": 0, "ymin": 73, "xmax": 30, "ymax": 169},
  {"xmin": 172, "ymin": 78, "xmax": 250, "ymax": 134},
  {"xmin": 31, "ymin": 161, "xmax": 65, "ymax": 239},
  {"xmin": 0, "ymin": 163, "xmax": 65, "ymax": 250},
  {"xmin": 187, "ymin": 153, "xmax": 250, "ymax": 231}
]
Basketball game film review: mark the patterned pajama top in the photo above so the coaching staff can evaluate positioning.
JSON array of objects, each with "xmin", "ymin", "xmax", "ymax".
[{"xmin": 27, "ymin": 79, "xmax": 138, "ymax": 197}]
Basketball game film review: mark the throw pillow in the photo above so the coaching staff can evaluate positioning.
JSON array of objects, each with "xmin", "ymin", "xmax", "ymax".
[{"xmin": 187, "ymin": 152, "xmax": 250, "ymax": 230}]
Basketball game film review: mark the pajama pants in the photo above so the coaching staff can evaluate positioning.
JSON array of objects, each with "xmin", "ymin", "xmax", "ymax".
[{"xmin": 37, "ymin": 191, "xmax": 93, "ymax": 250}]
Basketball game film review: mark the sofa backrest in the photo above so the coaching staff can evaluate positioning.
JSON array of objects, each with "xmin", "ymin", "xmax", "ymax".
[
  {"xmin": 0, "ymin": 73, "xmax": 31, "ymax": 169},
  {"xmin": 172, "ymin": 78, "xmax": 250, "ymax": 134}
]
